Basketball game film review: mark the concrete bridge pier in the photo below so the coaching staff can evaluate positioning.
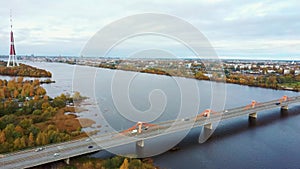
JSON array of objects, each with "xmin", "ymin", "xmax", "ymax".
[
  {"xmin": 136, "ymin": 139, "xmax": 144, "ymax": 148},
  {"xmin": 281, "ymin": 105, "xmax": 288, "ymax": 110},
  {"xmin": 249, "ymin": 112, "xmax": 257, "ymax": 119},
  {"xmin": 199, "ymin": 124, "xmax": 214, "ymax": 143},
  {"xmin": 136, "ymin": 139, "xmax": 145, "ymax": 158},
  {"xmin": 204, "ymin": 123, "xmax": 212, "ymax": 130},
  {"xmin": 64, "ymin": 158, "xmax": 70, "ymax": 165}
]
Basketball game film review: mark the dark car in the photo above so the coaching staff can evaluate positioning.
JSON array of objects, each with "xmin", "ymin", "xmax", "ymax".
[
  {"xmin": 88, "ymin": 145, "xmax": 93, "ymax": 148},
  {"xmin": 275, "ymin": 102, "xmax": 281, "ymax": 105}
]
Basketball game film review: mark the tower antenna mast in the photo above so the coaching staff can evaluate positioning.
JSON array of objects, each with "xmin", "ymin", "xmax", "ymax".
[{"xmin": 7, "ymin": 9, "xmax": 19, "ymax": 67}]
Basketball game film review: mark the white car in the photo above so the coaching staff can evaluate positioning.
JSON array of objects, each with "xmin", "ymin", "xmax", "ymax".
[
  {"xmin": 131, "ymin": 129, "xmax": 138, "ymax": 134},
  {"xmin": 35, "ymin": 147, "xmax": 44, "ymax": 152},
  {"xmin": 181, "ymin": 118, "xmax": 190, "ymax": 121},
  {"xmin": 53, "ymin": 153, "xmax": 60, "ymax": 157}
]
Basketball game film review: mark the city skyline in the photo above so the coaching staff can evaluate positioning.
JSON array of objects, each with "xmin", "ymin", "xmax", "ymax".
[{"xmin": 0, "ymin": 0, "xmax": 299, "ymax": 60}]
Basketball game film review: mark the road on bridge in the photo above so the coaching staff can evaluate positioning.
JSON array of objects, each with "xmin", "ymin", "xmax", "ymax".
[{"xmin": 0, "ymin": 96, "xmax": 299, "ymax": 169}]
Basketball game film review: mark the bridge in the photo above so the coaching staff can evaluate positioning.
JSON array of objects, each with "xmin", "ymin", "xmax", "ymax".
[{"xmin": 1, "ymin": 95, "xmax": 299, "ymax": 169}]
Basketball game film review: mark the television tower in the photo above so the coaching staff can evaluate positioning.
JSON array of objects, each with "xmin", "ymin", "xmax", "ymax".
[{"xmin": 7, "ymin": 10, "xmax": 19, "ymax": 67}]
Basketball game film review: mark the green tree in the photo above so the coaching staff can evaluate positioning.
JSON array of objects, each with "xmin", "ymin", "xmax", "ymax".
[
  {"xmin": 32, "ymin": 109, "xmax": 42, "ymax": 115},
  {"xmin": 52, "ymin": 97, "xmax": 65, "ymax": 108},
  {"xmin": 19, "ymin": 119, "xmax": 33, "ymax": 129},
  {"xmin": 20, "ymin": 136, "xmax": 27, "ymax": 148},
  {"xmin": 4, "ymin": 124, "xmax": 15, "ymax": 142},
  {"xmin": 41, "ymin": 132, "xmax": 49, "ymax": 145},
  {"xmin": 13, "ymin": 138, "xmax": 21, "ymax": 149}
]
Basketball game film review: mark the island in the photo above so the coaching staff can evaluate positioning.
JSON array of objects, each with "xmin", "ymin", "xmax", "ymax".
[{"xmin": 0, "ymin": 61, "xmax": 52, "ymax": 77}]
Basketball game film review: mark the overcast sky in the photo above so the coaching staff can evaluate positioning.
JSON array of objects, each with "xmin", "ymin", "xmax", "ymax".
[{"xmin": 0, "ymin": 0, "xmax": 299, "ymax": 60}]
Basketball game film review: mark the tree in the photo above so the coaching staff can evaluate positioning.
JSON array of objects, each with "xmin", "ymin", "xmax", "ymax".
[
  {"xmin": 29, "ymin": 86, "xmax": 34, "ymax": 97},
  {"xmin": 0, "ymin": 130, "xmax": 6, "ymax": 144},
  {"xmin": 0, "ymin": 89, "xmax": 5, "ymax": 99},
  {"xmin": 4, "ymin": 124, "xmax": 15, "ymax": 142},
  {"xmin": 36, "ymin": 132, "xmax": 42, "ymax": 146},
  {"xmin": 43, "ymin": 95, "xmax": 49, "ymax": 101},
  {"xmin": 17, "ymin": 77, "xmax": 23, "ymax": 83},
  {"xmin": 34, "ymin": 95, "xmax": 39, "ymax": 101},
  {"xmin": 128, "ymin": 159, "xmax": 143, "ymax": 169},
  {"xmin": 52, "ymin": 97, "xmax": 65, "ymax": 108},
  {"xmin": 20, "ymin": 136, "xmax": 27, "ymax": 148},
  {"xmin": 13, "ymin": 89, "xmax": 19, "ymax": 98},
  {"xmin": 72, "ymin": 91, "xmax": 82, "ymax": 101},
  {"xmin": 32, "ymin": 109, "xmax": 42, "ymax": 115},
  {"xmin": 82, "ymin": 161, "xmax": 94, "ymax": 169},
  {"xmin": 59, "ymin": 93, "xmax": 67, "ymax": 101},
  {"xmin": 36, "ymin": 87, "xmax": 46, "ymax": 96},
  {"xmin": 41, "ymin": 132, "xmax": 49, "ymax": 145},
  {"xmin": 28, "ymin": 132, "xmax": 35, "ymax": 147},
  {"xmin": 33, "ymin": 79, "xmax": 40, "ymax": 87},
  {"xmin": 15, "ymin": 125, "xmax": 24, "ymax": 135},
  {"xmin": 120, "ymin": 158, "xmax": 129, "ymax": 169},
  {"xmin": 42, "ymin": 102, "xmax": 51, "ymax": 110},
  {"xmin": 19, "ymin": 119, "xmax": 33, "ymax": 129},
  {"xmin": 7, "ymin": 80, "xmax": 16, "ymax": 91},
  {"xmin": 13, "ymin": 138, "xmax": 21, "ymax": 149}
]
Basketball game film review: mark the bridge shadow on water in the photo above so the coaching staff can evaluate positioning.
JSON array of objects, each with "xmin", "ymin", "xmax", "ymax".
[{"xmin": 175, "ymin": 105, "xmax": 300, "ymax": 149}]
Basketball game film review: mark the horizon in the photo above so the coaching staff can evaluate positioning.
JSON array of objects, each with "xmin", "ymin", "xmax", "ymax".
[
  {"xmin": 0, "ymin": 1, "xmax": 300, "ymax": 61},
  {"xmin": 0, "ymin": 54, "xmax": 300, "ymax": 62}
]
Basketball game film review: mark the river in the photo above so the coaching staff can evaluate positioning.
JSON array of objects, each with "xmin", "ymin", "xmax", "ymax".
[{"xmin": 3, "ymin": 61, "xmax": 300, "ymax": 169}]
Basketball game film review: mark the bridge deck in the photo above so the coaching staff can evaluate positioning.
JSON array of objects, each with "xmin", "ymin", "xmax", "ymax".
[{"xmin": 0, "ymin": 96, "xmax": 299, "ymax": 169}]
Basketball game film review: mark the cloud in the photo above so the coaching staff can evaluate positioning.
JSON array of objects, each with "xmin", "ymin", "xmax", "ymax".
[{"xmin": 0, "ymin": 0, "xmax": 299, "ymax": 59}]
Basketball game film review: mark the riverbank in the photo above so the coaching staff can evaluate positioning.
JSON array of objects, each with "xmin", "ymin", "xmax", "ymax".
[
  {"xmin": 0, "ymin": 61, "xmax": 52, "ymax": 77},
  {"xmin": 33, "ymin": 156, "xmax": 158, "ymax": 169},
  {"xmin": 71, "ymin": 61, "xmax": 300, "ymax": 92}
]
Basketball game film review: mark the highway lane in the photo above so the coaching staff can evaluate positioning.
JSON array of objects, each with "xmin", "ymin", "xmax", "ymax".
[
  {"xmin": 1, "ymin": 139, "xmax": 103, "ymax": 169},
  {"xmin": 0, "ymin": 96, "xmax": 299, "ymax": 169}
]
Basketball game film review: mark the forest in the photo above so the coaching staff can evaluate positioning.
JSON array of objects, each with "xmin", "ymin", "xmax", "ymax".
[
  {"xmin": 224, "ymin": 73, "xmax": 300, "ymax": 91},
  {"xmin": 0, "ymin": 77, "xmax": 85, "ymax": 153},
  {"xmin": 0, "ymin": 61, "xmax": 52, "ymax": 77},
  {"xmin": 191, "ymin": 69, "xmax": 300, "ymax": 91}
]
